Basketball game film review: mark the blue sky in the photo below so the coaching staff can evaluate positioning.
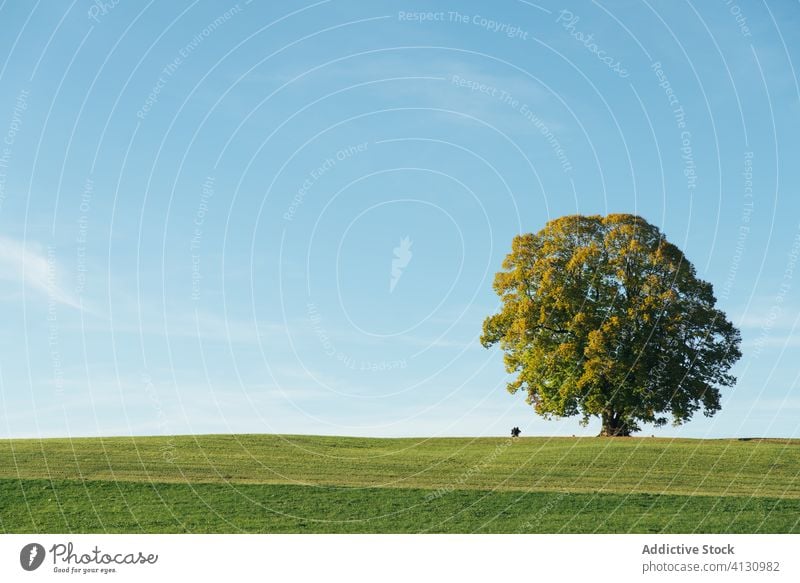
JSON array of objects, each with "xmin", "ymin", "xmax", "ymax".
[{"xmin": 0, "ymin": 0, "xmax": 799, "ymax": 439}]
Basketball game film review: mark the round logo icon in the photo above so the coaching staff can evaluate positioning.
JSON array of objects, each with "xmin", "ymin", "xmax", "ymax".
[{"xmin": 20, "ymin": 543, "xmax": 46, "ymax": 571}]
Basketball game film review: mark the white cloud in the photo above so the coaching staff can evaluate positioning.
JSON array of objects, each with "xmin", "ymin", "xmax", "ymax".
[
  {"xmin": 742, "ymin": 335, "xmax": 800, "ymax": 349},
  {"xmin": 0, "ymin": 236, "xmax": 81, "ymax": 309}
]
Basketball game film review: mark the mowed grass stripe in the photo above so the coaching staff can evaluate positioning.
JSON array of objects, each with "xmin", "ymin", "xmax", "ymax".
[
  {"xmin": 2, "ymin": 478, "xmax": 799, "ymax": 533},
  {"xmin": 1, "ymin": 435, "xmax": 798, "ymax": 498}
]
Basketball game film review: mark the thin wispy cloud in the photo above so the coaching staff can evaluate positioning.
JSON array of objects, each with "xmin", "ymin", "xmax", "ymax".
[
  {"xmin": 243, "ymin": 56, "xmax": 562, "ymax": 133},
  {"xmin": 0, "ymin": 236, "xmax": 81, "ymax": 309},
  {"xmin": 736, "ymin": 309, "xmax": 800, "ymax": 331}
]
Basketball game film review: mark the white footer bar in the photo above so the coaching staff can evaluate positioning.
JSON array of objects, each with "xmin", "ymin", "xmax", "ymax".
[{"xmin": 1, "ymin": 534, "xmax": 797, "ymax": 582}]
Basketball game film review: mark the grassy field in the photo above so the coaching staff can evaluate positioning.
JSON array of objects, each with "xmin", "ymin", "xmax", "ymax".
[{"xmin": 1, "ymin": 434, "xmax": 799, "ymax": 533}]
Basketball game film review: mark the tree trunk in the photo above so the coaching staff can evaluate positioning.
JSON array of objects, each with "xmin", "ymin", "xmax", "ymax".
[{"xmin": 599, "ymin": 410, "xmax": 632, "ymax": 437}]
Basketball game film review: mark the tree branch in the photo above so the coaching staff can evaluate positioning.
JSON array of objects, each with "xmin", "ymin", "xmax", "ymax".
[{"xmin": 533, "ymin": 324, "xmax": 575, "ymax": 336}]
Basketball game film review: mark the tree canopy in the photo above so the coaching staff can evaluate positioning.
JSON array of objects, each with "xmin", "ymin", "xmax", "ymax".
[{"xmin": 481, "ymin": 214, "xmax": 742, "ymax": 436}]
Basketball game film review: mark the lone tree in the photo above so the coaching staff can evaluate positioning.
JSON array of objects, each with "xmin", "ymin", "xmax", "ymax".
[{"xmin": 481, "ymin": 214, "xmax": 742, "ymax": 436}]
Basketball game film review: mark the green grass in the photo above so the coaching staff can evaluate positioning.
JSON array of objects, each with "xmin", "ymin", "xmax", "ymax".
[{"xmin": 1, "ymin": 434, "xmax": 799, "ymax": 533}]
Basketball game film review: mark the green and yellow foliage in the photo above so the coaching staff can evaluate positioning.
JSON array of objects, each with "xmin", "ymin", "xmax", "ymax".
[{"xmin": 481, "ymin": 214, "xmax": 742, "ymax": 436}]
